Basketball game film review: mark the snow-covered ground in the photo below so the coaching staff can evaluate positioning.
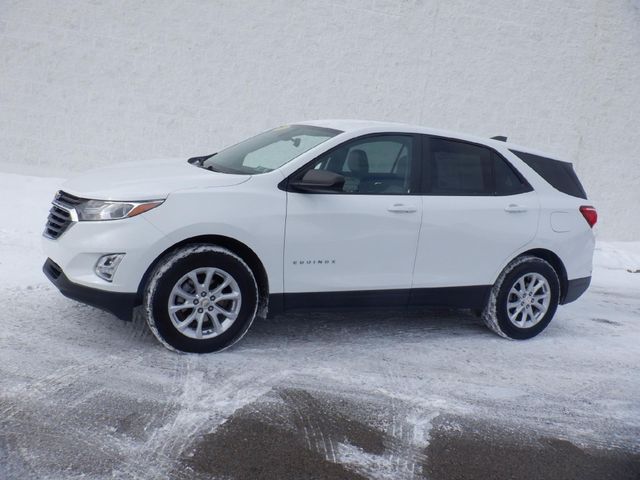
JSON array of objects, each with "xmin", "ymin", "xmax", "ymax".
[{"xmin": 0, "ymin": 171, "xmax": 639, "ymax": 479}]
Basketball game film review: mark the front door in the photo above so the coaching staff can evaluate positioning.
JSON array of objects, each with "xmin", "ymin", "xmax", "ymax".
[{"xmin": 283, "ymin": 134, "xmax": 422, "ymax": 308}]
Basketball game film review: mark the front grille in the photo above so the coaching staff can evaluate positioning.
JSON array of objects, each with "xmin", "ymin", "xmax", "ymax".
[
  {"xmin": 54, "ymin": 190, "xmax": 83, "ymax": 208},
  {"xmin": 43, "ymin": 190, "xmax": 80, "ymax": 239}
]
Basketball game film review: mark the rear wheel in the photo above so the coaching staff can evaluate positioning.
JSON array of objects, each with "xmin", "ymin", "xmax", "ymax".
[
  {"xmin": 482, "ymin": 256, "xmax": 560, "ymax": 340},
  {"xmin": 143, "ymin": 245, "xmax": 258, "ymax": 353}
]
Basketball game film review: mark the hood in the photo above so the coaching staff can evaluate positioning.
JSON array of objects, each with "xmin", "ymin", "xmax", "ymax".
[{"xmin": 61, "ymin": 159, "xmax": 250, "ymax": 200}]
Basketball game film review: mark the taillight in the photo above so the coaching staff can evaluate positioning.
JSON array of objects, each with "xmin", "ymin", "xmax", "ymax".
[{"xmin": 580, "ymin": 205, "xmax": 597, "ymax": 228}]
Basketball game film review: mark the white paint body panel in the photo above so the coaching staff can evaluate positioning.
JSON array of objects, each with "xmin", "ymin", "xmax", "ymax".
[
  {"xmin": 44, "ymin": 172, "xmax": 287, "ymax": 294},
  {"xmin": 284, "ymin": 193, "xmax": 421, "ymax": 292},
  {"xmin": 62, "ymin": 158, "xmax": 249, "ymax": 200},
  {"xmin": 42, "ymin": 120, "xmax": 595, "ymax": 303},
  {"xmin": 414, "ymin": 191, "xmax": 540, "ymax": 288}
]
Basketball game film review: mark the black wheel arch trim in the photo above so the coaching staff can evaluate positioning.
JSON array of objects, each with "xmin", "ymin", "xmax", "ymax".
[{"xmin": 136, "ymin": 235, "xmax": 270, "ymax": 317}]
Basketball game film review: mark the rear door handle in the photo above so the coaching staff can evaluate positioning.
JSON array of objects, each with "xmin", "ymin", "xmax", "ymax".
[
  {"xmin": 388, "ymin": 203, "xmax": 417, "ymax": 213},
  {"xmin": 505, "ymin": 204, "xmax": 527, "ymax": 213}
]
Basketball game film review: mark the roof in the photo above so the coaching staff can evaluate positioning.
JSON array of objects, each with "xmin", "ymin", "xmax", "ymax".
[{"xmin": 297, "ymin": 119, "xmax": 569, "ymax": 163}]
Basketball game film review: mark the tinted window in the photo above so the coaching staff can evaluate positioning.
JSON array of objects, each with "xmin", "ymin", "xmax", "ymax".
[
  {"xmin": 304, "ymin": 135, "xmax": 414, "ymax": 194},
  {"xmin": 493, "ymin": 153, "xmax": 531, "ymax": 195},
  {"xmin": 424, "ymin": 138, "xmax": 531, "ymax": 196},
  {"xmin": 427, "ymin": 139, "xmax": 492, "ymax": 195},
  {"xmin": 511, "ymin": 150, "xmax": 587, "ymax": 199}
]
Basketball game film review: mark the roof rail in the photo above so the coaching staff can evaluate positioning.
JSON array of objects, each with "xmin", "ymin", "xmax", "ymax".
[{"xmin": 491, "ymin": 136, "xmax": 508, "ymax": 142}]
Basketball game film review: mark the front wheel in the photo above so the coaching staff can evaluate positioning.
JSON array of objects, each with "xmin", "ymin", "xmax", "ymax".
[
  {"xmin": 143, "ymin": 245, "xmax": 258, "ymax": 353},
  {"xmin": 482, "ymin": 256, "xmax": 560, "ymax": 340}
]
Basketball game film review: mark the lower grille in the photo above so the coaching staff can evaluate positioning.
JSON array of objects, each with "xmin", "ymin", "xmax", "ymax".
[{"xmin": 44, "ymin": 191, "xmax": 77, "ymax": 239}]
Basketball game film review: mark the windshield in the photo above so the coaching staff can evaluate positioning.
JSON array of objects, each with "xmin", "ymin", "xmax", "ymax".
[{"xmin": 200, "ymin": 125, "xmax": 341, "ymax": 174}]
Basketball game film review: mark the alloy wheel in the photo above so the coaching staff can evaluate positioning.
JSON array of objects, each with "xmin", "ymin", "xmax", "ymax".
[{"xmin": 167, "ymin": 267, "xmax": 242, "ymax": 339}]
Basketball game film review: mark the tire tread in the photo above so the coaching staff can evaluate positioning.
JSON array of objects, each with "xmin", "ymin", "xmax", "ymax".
[
  {"xmin": 482, "ymin": 255, "xmax": 559, "ymax": 339},
  {"xmin": 143, "ymin": 244, "xmax": 258, "ymax": 353}
]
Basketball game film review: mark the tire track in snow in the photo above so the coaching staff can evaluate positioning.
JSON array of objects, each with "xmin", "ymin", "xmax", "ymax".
[
  {"xmin": 359, "ymin": 352, "xmax": 436, "ymax": 479},
  {"xmin": 269, "ymin": 386, "xmax": 435, "ymax": 480},
  {"xmin": 270, "ymin": 355, "xmax": 438, "ymax": 479},
  {"xmin": 0, "ymin": 352, "xmax": 172, "ymax": 479},
  {"xmin": 278, "ymin": 388, "xmax": 338, "ymax": 463},
  {"xmin": 127, "ymin": 355, "xmax": 284, "ymax": 479},
  {"xmin": 0, "ymin": 355, "xmax": 124, "ymax": 420}
]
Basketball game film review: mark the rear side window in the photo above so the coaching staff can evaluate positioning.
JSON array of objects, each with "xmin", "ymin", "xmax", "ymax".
[
  {"xmin": 423, "ymin": 138, "xmax": 531, "ymax": 196},
  {"xmin": 511, "ymin": 150, "xmax": 587, "ymax": 199},
  {"xmin": 428, "ymin": 139, "xmax": 492, "ymax": 195}
]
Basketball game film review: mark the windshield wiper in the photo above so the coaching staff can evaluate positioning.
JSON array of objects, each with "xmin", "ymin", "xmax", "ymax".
[
  {"xmin": 205, "ymin": 163, "xmax": 247, "ymax": 175},
  {"xmin": 248, "ymin": 166, "xmax": 273, "ymax": 173},
  {"xmin": 187, "ymin": 153, "xmax": 216, "ymax": 166}
]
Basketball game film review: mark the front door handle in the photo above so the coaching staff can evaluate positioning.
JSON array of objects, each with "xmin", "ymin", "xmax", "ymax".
[
  {"xmin": 388, "ymin": 203, "xmax": 417, "ymax": 213},
  {"xmin": 505, "ymin": 204, "xmax": 528, "ymax": 213}
]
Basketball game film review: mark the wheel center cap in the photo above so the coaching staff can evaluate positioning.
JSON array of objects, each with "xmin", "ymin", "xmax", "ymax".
[{"xmin": 202, "ymin": 299, "xmax": 211, "ymax": 307}]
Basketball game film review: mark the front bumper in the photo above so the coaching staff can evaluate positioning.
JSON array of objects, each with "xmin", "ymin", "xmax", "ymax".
[
  {"xmin": 41, "ymin": 211, "xmax": 167, "ymax": 293},
  {"xmin": 43, "ymin": 258, "xmax": 137, "ymax": 321}
]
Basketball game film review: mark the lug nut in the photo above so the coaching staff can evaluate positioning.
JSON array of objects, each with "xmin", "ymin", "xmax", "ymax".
[
  {"xmin": 208, "ymin": 306, "xmax": 213, "ymax": 311},
  {"xmin": 197, "ymin": 308, "xmax": 203, "ymax": 313},
  {"xmin": 194, "ymin": 299, "xmax": 199, "ymax": 305},
  {"xmin": 210, "ymin": 296, "xmax": 215, "ymax": 301},
  {"xmin": 201, "ymin": 292, "xmax": 206, "ymax": 297}
]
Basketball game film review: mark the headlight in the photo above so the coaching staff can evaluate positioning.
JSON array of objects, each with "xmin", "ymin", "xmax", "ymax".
[{"xmin": 75, "ymin": 199, "xmax": 164, "ymax": 221}]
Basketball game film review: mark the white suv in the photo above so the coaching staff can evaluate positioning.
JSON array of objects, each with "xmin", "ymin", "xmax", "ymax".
[{"xmin": 42, "ymin": 120, "xmax": 597, "ymax": 353}]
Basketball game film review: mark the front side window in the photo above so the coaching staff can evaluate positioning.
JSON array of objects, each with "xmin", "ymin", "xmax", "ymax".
[
  {"xmin": 424, "ymin": 137, "xmax": 530, "ymax": 196},
  {"xmin": 200, "ymin": 125, "xmax": 341, "ymax": 175},
  {"xmin": 303, "ymin": 135, "xmax": 414, "ymax": 194}
]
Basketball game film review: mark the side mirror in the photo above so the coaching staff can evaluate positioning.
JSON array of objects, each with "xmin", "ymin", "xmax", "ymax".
[{"xmin": 289, "ymin": 169, "xmax": 345, "ymax": 192}]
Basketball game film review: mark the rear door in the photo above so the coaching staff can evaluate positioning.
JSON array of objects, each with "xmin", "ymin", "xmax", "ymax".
[
  {"xmin": 283, "ymin": 134, "xmax": 423, "ymax": 308},
  {"xmin": 412, "ymin": 135, "xmax": 539, "ymax": 300}
]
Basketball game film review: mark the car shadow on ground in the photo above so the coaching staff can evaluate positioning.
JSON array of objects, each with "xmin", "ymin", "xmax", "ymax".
[
  {"xmin": 241, "ymin": 307, "xmax": 490, "ymax": 349},
  {"xmin": 117, "ymin": 305, "xmax": 491, "ymax": 353}
]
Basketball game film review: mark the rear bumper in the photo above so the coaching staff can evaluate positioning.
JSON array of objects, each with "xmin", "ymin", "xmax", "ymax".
[
  {"xmin": 560, "ymin": 276, "xmax": 591, "ymax": 305},
  {"xmin": 43, "ymin": 258, "xmax": 137, "ymax": 321}
]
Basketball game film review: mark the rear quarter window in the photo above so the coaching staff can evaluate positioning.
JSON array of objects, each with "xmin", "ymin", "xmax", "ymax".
[{"xmin": 510, "ymin": 150, "xmax": 587, "ymax": 199}]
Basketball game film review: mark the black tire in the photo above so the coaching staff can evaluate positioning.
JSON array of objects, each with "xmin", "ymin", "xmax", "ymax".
[
  {"xmin": 482, "ymin": 255, "xmax": 560, "ymax": 340},
  {"xmin": 143, "ymin": 244, "xmax": 258, "ymax": 353}
]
